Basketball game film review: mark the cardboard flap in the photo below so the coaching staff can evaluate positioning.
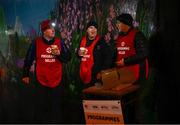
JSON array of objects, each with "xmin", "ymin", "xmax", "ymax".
[{"xmin": 100, "ymin": 67, "xmax": 137, "ymax": 90}]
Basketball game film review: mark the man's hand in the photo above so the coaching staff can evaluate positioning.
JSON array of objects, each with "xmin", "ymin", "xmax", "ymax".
[
  {"xmin": 22, "ymin": 77, "xmax": 30, "ymax": 84},
  {"xmin": 78, "ymin": 49, "xmax": 84, "ymax": 57},
  {"xmin": 116, "ymin": 58, "xmax": 125, "ymax": 67},
  {"xmin": 78, "ymin": 47, "xmax": 87, "ymax": 57},
  {"xmin": 96, "ymin": 72, "xmax": 102, "ymax": 80},
  {"xmin": 51, "ymin": 45, "xmax": 60, "ymax": 56},
  {"xmin": 52, "ymin": 48, "xmax": 60, "ymax": 56}
]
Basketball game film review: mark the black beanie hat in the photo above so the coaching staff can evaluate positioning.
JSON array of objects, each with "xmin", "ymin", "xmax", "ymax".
[
  {"xmin": 86, "ymin": 20, "xmax": 98, "ymax": 29},
  {"xmin": 116, "ymin": 13, "xmax": 133, "ymax": 26}
]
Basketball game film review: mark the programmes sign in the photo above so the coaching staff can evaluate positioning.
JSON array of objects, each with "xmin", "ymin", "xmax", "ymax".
[{"xmin": 83, "ymin": 100, "xmax": 124, "ymax": 124}]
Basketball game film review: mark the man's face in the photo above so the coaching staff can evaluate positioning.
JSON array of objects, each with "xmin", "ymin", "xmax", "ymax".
[
  {"xmin": 116, "ymin": 21, "xmax": 131, "ymax": 33},
  {"xmin": 43, "ymin": 27, "xmax": 55, "ymax": 39},
  {"xmin": 87, "ymin": 26, "xmax": 97, "ymax": 40},
  {"xmin": 116, "ymin": 21, "xmax": 124, "ymax": 32}
]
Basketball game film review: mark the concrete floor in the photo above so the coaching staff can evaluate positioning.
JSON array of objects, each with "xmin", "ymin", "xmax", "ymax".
[{"xmin": 0, "ymin": 82, "xmax": 85, "ymax": 124}]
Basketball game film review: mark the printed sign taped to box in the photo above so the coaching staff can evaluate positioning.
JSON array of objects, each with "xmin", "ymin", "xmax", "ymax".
[{"xmin": 83, "ymin": 100, "xmax": 124, "ymax": 125}]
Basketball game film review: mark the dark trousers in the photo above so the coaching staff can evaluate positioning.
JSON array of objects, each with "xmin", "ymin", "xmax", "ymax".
[{"xmin": 34, "ymin": 83, "xmax": 64, "ymax": 123}]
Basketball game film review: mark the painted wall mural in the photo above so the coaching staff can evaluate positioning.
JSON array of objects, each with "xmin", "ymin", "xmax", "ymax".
[{"xmin": 0, "ymin": 0, "xmax": 157, "ymax": 122}]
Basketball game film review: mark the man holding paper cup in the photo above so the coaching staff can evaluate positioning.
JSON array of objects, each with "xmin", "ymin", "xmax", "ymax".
[
  {"xmin": 22, "ymin": 19, "xmax": 71, "ymax": 123},
  {"xmin": 77, "ymin": 20, "xmax": 114, "ymax": 89}
]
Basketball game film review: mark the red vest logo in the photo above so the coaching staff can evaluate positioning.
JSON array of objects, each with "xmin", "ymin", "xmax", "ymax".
[
  {"xmin": 46, "ymin": 47, "xmax": 52, "ymax": 53},
  {"xmin": 121, "ymin": 41, "xmax": 125, "ymax": 46}
]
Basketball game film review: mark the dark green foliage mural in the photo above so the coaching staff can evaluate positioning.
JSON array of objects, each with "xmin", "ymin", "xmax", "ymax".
[{"xmin": 0, "ymin": 6, "xmax": 8, "ymax": 57}]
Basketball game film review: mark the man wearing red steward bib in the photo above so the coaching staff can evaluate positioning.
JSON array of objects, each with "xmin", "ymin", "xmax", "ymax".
[
  {"xmin": 115, "ymin": 13, "xmax": 149, "ymax": 123},
  {"xmin": 22, "ymin": 19, "xmax": 71, "ymax": 123},
  {"xmin": 77, "ymin": 20, "xmax": 114, "ymax": 89}
]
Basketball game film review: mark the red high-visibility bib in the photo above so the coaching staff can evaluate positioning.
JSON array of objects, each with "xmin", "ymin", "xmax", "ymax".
[
  {"xmin": 80, "ymin": 36, "xmax": 100, "ymax": 84},
  {"xmin": 116, "ymin": 29, "xmax": 148, "ymax": 80},
  {"xmin": 36, "ymin": 37, "xmax": 62, "ymax": 88}
]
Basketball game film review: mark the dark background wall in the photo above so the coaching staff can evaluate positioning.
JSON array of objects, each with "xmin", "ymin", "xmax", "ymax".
[{"xmin": 150, "ymin": 0, "xmax": 180, "ymax": 123}]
